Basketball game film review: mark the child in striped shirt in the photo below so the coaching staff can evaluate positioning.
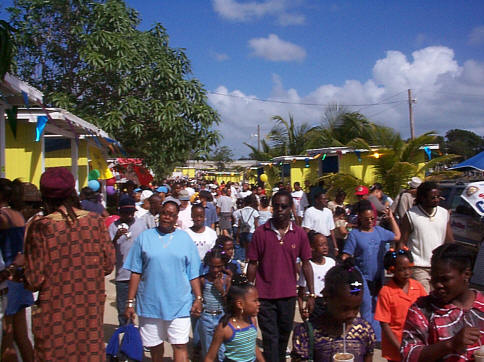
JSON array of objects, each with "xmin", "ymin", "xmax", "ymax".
[{"xmin": 204, "ymin": 274, "xmax": 265, "ymax": 362}]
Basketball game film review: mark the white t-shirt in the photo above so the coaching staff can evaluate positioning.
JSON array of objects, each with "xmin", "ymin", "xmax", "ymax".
[
  {"xmin": 292, "ymin": 190, "xmax": 309, "ymax": 217},
  {"xmin": 302, "ymin": 207, "xmax": 335, "ymax": 236},
  {"xmin": 177, "ymin": 204, "xmax": 193, "ymax": 230},
  {"xmin": 298, "ymin": 258, "xmax": 336, "ymax": 297},
  {"xmin": 237, "ymin": 206, "xmax": 260, "ymax": 233},
  {"xmin": 186, "ymin": 226, "xmax": 217, "ymax": 260}
]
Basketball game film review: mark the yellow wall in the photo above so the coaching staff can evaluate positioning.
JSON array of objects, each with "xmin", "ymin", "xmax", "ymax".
[
  {"xmin": 44, "ymin": 140, "xmax": 90, "ymax": 188},
  {"xmin": 5, "ymin": 121, "xmax": 43, "ymax": 185},
  {"xmin": 290, "ymin": 160, "xmax": 319, "ymax": 186},
  {"xmin": 339, "ymin": 153, "xmax": 379, "ymax": 184},
  {"xmin": 174, "ymin": 167, "xmax": 196, "ymax": 178}
]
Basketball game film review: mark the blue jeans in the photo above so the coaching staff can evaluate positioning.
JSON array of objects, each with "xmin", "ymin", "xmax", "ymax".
[
  {"xmin": 115, "ymin": 280, "xmax": 129, "ymax": 326},
  {"xmin": 198, "ymin": 311, "xmax": 224, "ymax": 361},
  {"xmin": 235, "ymin": 232, "xmax": 253, "ymax": 261},
  {"xmin": 360, "ymin": 277, "xmax": 381, "ymax": 342}
]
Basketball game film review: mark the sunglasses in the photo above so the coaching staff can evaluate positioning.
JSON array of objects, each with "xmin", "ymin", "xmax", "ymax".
[{"xmin": 273, "ymin": 203, "xmax": 290, "ymax": 210}]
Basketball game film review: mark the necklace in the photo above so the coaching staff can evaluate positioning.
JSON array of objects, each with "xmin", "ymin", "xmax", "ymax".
[
  {"xmin": 158, "ymin": 232, "xmax": 175, "ymax": 248},
  {"xmin": 232, "ymin": 317, "xmax": 241, "ymax": 329},
  {"xmin": 277, "ymin": 224, "xmax": 290, "ymax": 245},
  {"xmin": 418, "ymin": 205, "xmax": 437, "ymax": 221}
]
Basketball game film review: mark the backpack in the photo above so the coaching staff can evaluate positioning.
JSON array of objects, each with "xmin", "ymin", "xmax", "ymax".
[{"xmin": 239, "ymin": 209, "xmax": 254, "ymax": 233}]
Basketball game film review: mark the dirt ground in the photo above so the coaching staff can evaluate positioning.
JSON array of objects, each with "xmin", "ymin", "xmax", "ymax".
[{"xmin": 103, "ymin": 271, "xmax": 386, "ymax": 361}]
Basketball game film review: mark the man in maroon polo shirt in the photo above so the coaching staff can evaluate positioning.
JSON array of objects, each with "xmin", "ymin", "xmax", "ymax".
[{"xmin": 247, "ymin": 190, "xmax": 315, "ymax": 362}]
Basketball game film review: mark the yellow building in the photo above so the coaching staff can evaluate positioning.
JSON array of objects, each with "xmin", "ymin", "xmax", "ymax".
[
  {"xmin": 270, "ymin": 145, "xmax": 438, "ymax": 187},
  {"xmin": 1, "ymin": 73, "xmax": 116, "ymax": 188}
]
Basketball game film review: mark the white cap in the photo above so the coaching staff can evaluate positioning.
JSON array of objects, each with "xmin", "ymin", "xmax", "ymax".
[
  {"xmin": 140, "ymin": 190, "xmax": 153, "ymax": 202},
  {"xmin": 408, "ymin": 177, "xmax": 423, "ymax": 189}
]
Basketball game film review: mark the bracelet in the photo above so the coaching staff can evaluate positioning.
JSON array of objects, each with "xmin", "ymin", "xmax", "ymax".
[
  {"xmin": 126, "ymin": 301, "xmax": 135, "ymax": 308},
  {"xmin": 195, "ymin": 295, "xmax": 204, "ymax": 302},
  {"xmin": 127, "ymin": 299, "xmax": 135, "ymax": 303},
  {"xmin": 308, "ymin": 293, "xmax": 316, "ymax": 298}
]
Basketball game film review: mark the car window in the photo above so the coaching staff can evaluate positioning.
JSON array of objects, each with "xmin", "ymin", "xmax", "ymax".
[
  {"xmin": 454, "ymin": 196, "xmax": 478, "ymax": 217},
  {"xmin": 439, "ymin": 186, "xmax": 453, "ymax": 209},
  {"xmin": 449, "ymin": 187, "xmax": 466, "ymax": 210}
]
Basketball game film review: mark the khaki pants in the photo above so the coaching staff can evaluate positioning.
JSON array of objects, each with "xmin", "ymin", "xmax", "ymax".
[{"xmin": 412, "ymin": 266, "xmax": 432, "ymax": 293}]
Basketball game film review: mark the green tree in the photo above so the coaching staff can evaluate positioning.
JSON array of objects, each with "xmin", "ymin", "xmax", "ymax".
[
  {"xmin": 267, "ymin": 114, "xmax": 314, "ymax": 155},
  {"xmin": 445, "ymin": 129, "xmax": 484, "ymax": 160},
  {"xmin": 8, "ymin": 0, "xmax": 220, "ymax": 176},
  {"xmin": 209, "ymin": 146, "xmax": 234, "ymax": 171},
  {"xmin": 349, "ymin": 132, "xmax": 459, "ymax": 197},
  {"xmin": 0, "ymin": 20, "xmax": 15, "ymax": 79}
]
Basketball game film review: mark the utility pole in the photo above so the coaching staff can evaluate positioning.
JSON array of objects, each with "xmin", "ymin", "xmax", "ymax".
[
  {"xmin": 257, "ymin": 124, "xmax": 261, "ymax": 152},
  {"xmin": 408, "ymin": 89, "xmax": 416, "ymax": 139}
]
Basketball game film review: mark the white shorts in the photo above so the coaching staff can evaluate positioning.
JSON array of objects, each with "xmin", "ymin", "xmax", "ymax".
[{"xmin": 139, "ymin": 316, "xmax": 191, "ymax": 346}]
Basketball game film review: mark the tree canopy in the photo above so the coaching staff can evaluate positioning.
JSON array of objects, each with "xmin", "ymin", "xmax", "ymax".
[{"xmin": 8, "ymin": 0, "xmax": 220, "ymax": 176}]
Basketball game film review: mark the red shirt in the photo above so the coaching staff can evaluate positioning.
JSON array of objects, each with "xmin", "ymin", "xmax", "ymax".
[
  {"xmin": 375, "ymin": 278, "xmax": 427, "ymax": 361},
  {"xmin": 401, "ymin": 290, "xmax": 484, "ymax": 362},
  {"xmin": 247, "ymin": 221, "xmax": 312, "ymax": 299}
]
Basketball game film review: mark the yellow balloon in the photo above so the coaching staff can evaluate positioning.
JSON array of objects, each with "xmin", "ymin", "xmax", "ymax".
[{"xmin": 260, "ymin": 174, "xmax": 268, "ymax": 182}]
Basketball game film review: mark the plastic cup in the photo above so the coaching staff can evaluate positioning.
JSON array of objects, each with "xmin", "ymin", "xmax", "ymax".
[
  {"xmin": 475, "ymin": 346, "xmax": 484, "ymax": 362},
  {"xmin": 333, "ymin": 352, "xmax": 354, "ymax": 362}
]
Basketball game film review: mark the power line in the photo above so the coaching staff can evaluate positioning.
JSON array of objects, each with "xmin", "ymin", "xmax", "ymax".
[{"xmin": 208, "ymin": 91, "xmax": 406, "ymax": 108}]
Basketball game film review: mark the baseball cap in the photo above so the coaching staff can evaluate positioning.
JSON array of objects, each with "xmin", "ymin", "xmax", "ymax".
[
  {"xmin": 155, "ymin": 186, "xmax": 168, "ymax": 194},
  {"xmin": 178, "ymin": 189, "xmax": 190, "ymax": 201},
  {"xmin": 140, "ymin": 190, "xmax": 153, "ymax": 202},
  {"xmin": 408, "ymin": 177, "xmax": 423, "ymax": 189},
  {"xmin": 163, "ymin": 196, "xmax": 181, "ymax": 206},
  {"xmin": 354, "ymin": 185, "xmax": 369, "ymax": 196}
]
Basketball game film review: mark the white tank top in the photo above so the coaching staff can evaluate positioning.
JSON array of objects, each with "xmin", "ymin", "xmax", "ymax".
[{"xmin": 406, "ymin": 205, "xmax": 449, "ymax": 267}]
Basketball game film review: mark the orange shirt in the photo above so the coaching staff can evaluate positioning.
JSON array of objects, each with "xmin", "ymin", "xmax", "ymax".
[{"xmin": 375, "ymin": 278, "xmax": 427, "ymax": 361}]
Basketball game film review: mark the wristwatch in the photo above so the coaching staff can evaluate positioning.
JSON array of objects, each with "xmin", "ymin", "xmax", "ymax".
[{"xmin": 195, "ymin": 295, "xmax": 204, "ymax": 302}]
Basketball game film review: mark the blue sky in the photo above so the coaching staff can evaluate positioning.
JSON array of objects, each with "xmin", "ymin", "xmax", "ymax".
[{"xmin": 3, "ymin": 1, "xmax": 484, "ymax": 157}]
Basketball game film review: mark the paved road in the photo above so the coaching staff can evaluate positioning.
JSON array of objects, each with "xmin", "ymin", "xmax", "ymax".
[{"xmin": 103, "ymin": 272, "xmax": 385, "ymax": 361}]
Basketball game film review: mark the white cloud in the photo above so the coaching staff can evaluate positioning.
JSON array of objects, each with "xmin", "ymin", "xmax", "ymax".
[
  {"xmin": 211, "ymin": 0, "xmax": 305, "ymax": 26},
  {"xmin": 208, "ymin": 46, "xmax": 484, "ymax": 157},
  {"xmin": 468, "ymin": 25, "xmax": 484, "ymax": 45},
  {"xmin": 210, "ymin": 51, "xmax": 230, "ymax": 61},
  {"xmin": 248, "ymin": 34, "xmax": 306, "ymax": 61}
]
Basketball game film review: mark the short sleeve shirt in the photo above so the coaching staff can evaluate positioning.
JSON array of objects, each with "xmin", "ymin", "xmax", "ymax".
[
  {"xmin": 374, "ymin": 279, "xmax": 427, "ymax": 361},
  {"xmin": 109, "ymin": 218, "xmax": 148, "ymax": 281},
  {"xmin": 343, "ymin": 226, "xmax": 395, "ymax": 281},
  {"xmin": 301, "ymin": 207, "xmax": 335, "ymax": 236},
  {"xmin": 217, "ymin": 196, "xmax": 234, "ymax": 213},
  {"xmin": 123, "ymin": 228, "xmax": 201, "ymax": 320},
  {"xmin": 204, "ymin": 203, "xmax": 218, "ymax": 227},
  {"xmin": 247, "ymin": 221, "xmax": 311, "ymax": 299},
  {"xmin": 297, "ymin": 258, "xmax": 336, "ymax": 297}
]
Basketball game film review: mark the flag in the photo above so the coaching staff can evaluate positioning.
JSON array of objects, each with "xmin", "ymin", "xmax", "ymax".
[
  {"xmin": 35, "ymin": 116, "xmax": 48, "ymax": 142},
  {"xmin": 134, "ymin": 165, "xmax": 153, "ymax": 186}
]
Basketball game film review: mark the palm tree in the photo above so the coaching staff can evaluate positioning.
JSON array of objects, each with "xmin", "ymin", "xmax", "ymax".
[
  {"xmin": 267, "ymin": 114, "xmax": 314, "ymax": 155},
  {"xmin": 244, "ymin": 139, "xmax": 275, "ymax": 161},
  {"xmin": 305, "ymin": 105, "xmax": 399, "ymax": 149},
  {"xmin": 348, "ymin": 131, "xmax": 459, "ymax": 197}
]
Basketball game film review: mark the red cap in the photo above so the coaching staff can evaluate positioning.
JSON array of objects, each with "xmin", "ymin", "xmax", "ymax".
[
  {"xmin": 40, "ymin": 167, "xmax": 75, "ymax": 199},
  {"xmin": 354, "ymin": 185, "xmax": 369, "ymax": 196}
]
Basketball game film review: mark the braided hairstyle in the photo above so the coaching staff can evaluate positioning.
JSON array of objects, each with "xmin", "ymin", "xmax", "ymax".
[
  {"xmin": 324, "ymin": 258, "xmax": 364, "ymax": 298},
  {"xmin": 383, "ymin": 248, "xmax": 413, "ymax": 272},
  {"xmin": 431, "ymin": 243, "xmax": 475, "ymax": 273},
  {"xmin": 307, "ymin": 230, "xmax": 325, "ymax": 247},
  {"xmin": 203, "ymin": 247, "xmax": 230, "ymax": 268},
  {"xmin": 215, "ymin": 235, "xmax": 234, "ymax": 250},
  {"xmin": 220, "ymin": 273, "xmax": 254, "ymax": 327}
]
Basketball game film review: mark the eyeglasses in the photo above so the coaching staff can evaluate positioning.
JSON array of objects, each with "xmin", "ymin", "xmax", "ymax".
[{"xmin": 273, "ymin": 203, "xmax": 290, "ymax": 210}]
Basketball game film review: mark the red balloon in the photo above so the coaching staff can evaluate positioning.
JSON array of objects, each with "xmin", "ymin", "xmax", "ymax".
[{"xmin": 106, "ymin": 178, "xmax": 116, "ymax": 186}]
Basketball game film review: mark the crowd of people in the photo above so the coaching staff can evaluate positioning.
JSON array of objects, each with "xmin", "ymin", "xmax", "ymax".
[{"xmin": 0, "ymin": 168, "xmax": 482, "ymax": 362}]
